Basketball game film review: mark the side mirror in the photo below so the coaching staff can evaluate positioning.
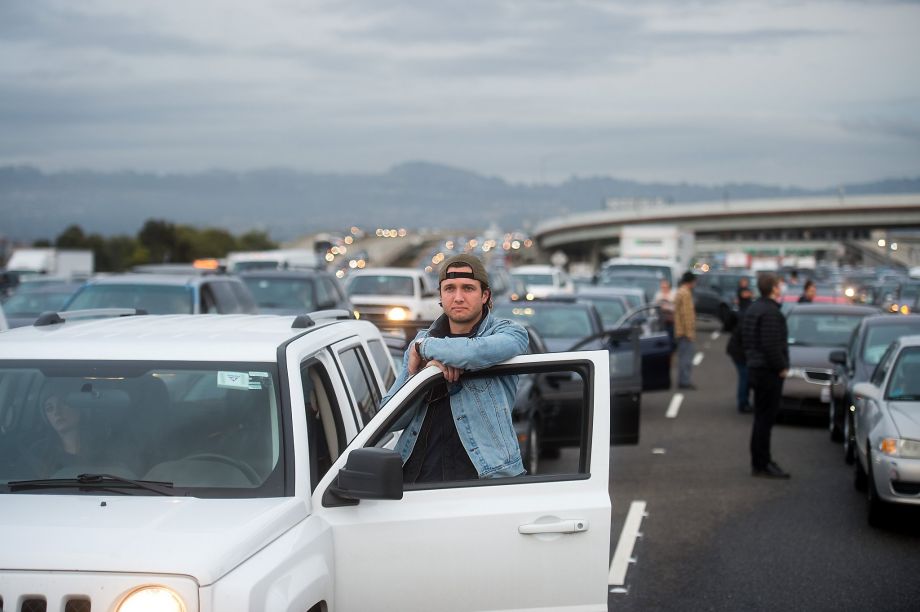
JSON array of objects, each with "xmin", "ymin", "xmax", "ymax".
[
  {"xmin": 829, "ymin": 349, "xmax": 847, "ymax": 366},
  {"xmin": 323, "ymin": 447, "xmax": 404, "ymax": 507}
]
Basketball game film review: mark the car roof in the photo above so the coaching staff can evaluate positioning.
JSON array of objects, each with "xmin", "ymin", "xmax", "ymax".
[
  {"xmin": 0, "ymin": 314, "xmax": 376, "ymax": 362},
  {"xmin": 895, "ymin": 334, "xmax": 920, "ymax": 348},
  {"xmin": 785, "ymin": 303, "xmax": 880, "ymax": 315},
  {"xmin": 84, "ymin": 274, "xmax": 238, "ymax": 286},
  {"xmin": 860, "ymin": 314, "xmax": 920, "ymax": 327},
  {"xmin": 237, "ymin": 270, "xmax": 327, "ymax": 280}
]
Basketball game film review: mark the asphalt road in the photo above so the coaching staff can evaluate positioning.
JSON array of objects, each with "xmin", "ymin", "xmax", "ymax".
[{"xmin": 605, "ymin": 321, "xmax": 920, "ymax": 611}]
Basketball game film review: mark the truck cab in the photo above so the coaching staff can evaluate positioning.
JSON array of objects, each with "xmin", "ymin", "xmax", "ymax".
[{"xmin": 0, "ymin": 311, "xmax": 613, "ymax": 611}]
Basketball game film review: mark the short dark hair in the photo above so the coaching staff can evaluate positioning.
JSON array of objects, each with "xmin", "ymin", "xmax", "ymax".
[
  {"xmin": 757, "ymin": 273, "xmax": 779, "ymax": 296},
  {"xmin": 803, "ymin": 279, "xmax": 815, "ymax": 291},
  {"xmin": 680, "ymin": 271, "xmax": 696, "ymax": 285}
]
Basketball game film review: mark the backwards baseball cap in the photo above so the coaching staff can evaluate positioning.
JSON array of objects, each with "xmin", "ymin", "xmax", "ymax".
[{"xmin": 438, "ymin": 253, "xmax": 490, "ymax": 288}]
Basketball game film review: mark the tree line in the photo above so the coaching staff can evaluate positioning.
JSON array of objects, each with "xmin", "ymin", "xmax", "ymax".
[{"xmin": 33, "ymin": 220, "xmax": 277, "ymax": 272}]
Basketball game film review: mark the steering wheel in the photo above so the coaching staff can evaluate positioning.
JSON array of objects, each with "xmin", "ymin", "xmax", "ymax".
[{"xmin": 179, "ymin": 453, "xmax": 261, "ymax": 485}]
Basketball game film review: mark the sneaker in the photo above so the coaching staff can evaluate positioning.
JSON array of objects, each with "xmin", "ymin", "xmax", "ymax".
[{"xmin": 752, "ymin": 462, "xmax": 790, "ymax": 479}]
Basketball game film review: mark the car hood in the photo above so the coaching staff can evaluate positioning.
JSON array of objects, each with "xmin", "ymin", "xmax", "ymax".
[
  {"xmin": 788, "ymin": 345, "xmax": 835, "ymax": 369},
  {"xmin": 0, "ymin": 494, "xmax": 306, "ymax": 585},
  {"xmin": 887, "ymin": 402, "xmax": 920, "ymax": 440}
]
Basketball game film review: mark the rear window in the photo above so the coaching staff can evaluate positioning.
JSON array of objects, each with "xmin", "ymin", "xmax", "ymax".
[
  {"xmin": 864, "ymin": 323, "xmax": 920, "ymax": 365},
  {"xmin": 787, "ymin": 313, "xmax": 865, "ymax": 347},
  {"xmin": 493, "ymin": 304, "xmax": 594, "ymax": 339},
  {"xmin": 66, "ymin": 284, "xmax": 193, "ymax": 314}
]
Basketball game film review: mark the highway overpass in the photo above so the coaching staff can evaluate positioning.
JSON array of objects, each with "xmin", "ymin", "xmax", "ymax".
[{"xmin": 532, "ymin": 193, "xmax": 920, "ymax": 267}]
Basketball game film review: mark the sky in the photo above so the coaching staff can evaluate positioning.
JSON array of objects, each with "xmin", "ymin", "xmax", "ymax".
[{"xmin": 1, "ymin": 0, "xmax": 919, "ymax": 188}]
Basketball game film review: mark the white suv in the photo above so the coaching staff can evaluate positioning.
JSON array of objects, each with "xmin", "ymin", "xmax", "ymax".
[{"xmin": 0, "ymin": 310, "xmax": 612, "ymax": 612}]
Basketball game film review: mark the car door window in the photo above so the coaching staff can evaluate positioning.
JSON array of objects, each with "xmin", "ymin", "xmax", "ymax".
[
  {"xmin": 301, "ymin": 360, "xmax": 346, "ymax": 490},
  {"xmin": 199, "ymin": 285, "xmax": 218, "ymax": 313},
  {"xmin": 208, "ymin": 281, "xmax": 239, "ymax": 313},
  {"xmin": 229, "ymin": 280, "xmax": 257, "ymax": 313},
  {"xmin": 338, "ymin": 347, "xmax": 380, "ymax": 427},
  {"xmin": 367, "ymin": 339, "xmax": 396, "ymax": 389},
  {"xmin": 366, "ymin": 362, "xmax": 594, "ymax": 486}
]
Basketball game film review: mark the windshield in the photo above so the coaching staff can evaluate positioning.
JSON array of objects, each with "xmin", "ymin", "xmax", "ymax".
[
  {"xmin": 787, "ymin": 313, "xmax": 865, "ymax": 347},
  {"xmin": 886, "ymin": 347, "xmax": 920, "ymax": 401},
  {"xmin": 232, "ymin": 261, "xmax": 280, "ymax": 272},
  {"xmin": 347, "ymin": 275, "xmax": 415, "ymax": 297},
  {"xmin": 600, "ymin": 276, "xmax": 659, "ymax": 302},
  {"xmin": 581, "ymin": 298, "xmax": 627, "ymax": 328},
  {"xmin": 66, "ymin": 284, "xmax": 194, "ymax": 314},
  {"xmin": 243, "ymin": 277, "xmax": 315, "ymax": 310},
  {"xmin": 864, "ymin": 324, "xmax": 920, "ymax": 365},
  {"xmin": 493, "ymin": 304, "xmax": 594, "ymax": 339},
  {"xmin": 2, "ymin": 290, "xmax": 75, "ymax": 316},
  {"xmin": 0, "ymin": 361, "xmax": 283, "ymax": 497},
  {"xmin": 511, "ymin": 273, "xmax": 555, "ymax": 287}
]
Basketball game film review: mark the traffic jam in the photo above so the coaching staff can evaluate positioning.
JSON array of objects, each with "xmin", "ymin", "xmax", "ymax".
[{"xmin": 2, "ymin": 224, "xmax": 920, "ymax": 611}]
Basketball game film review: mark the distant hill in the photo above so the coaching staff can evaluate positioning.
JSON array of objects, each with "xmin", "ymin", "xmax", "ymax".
[{"xmin": 1, "ymin": 162, "xmax": 918, "ymax": 242}]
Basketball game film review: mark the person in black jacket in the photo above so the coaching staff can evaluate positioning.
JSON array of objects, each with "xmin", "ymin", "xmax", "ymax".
[
  {"xmin": 725, "ymin": 299, "xmax": 752, "ymax": 413},
  {"xmin": 741, "ymin": 273, "xmax": 790, "ymax": 479}
]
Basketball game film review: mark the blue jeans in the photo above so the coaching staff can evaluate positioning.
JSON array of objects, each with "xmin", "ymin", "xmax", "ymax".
[
  {"xmin": 677, "ymin": 337, "xmax": 694, "ymax": 387},
  {"xmin": 733, "ymin": 359, "xmax": 750, "ymax": 410}
]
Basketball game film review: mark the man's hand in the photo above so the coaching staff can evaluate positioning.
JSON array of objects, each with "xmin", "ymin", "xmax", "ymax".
[
  {"xmin": 427, "ymin": 359, "xmax": 463, "ymax": 383},
  {"xmin": 408, "ymin": 341, "xmax": 425, "ymax": 375},
  {"xmin": 779, "ymin": 369, "xmax": 788, "ymax": 378}
]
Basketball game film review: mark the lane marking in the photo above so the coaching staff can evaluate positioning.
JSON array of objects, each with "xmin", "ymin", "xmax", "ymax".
[
  {"xmin": 609, "ymin": 500, "xmax": 648, "ymax": 587},
  {"xmin": 692, "ymin": 352, "xmax": 704, "ymax": 366},
  {"xmin": 666, "ymin": 393, "xmax": 684, "ymax": 419},
  {"xmin": 711, "ymin": 330, "xmax": 721, "ymax": 340}
]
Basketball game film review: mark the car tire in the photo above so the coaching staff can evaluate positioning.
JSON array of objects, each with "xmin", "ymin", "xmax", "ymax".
[
  {"xmin": 854, "ymin": 452, "xmax": 867, "ymax": 491},
  {"xmin": 828, "ymin": 397, "xmax": 843, "ymax": 442},
  {"xmin": 866, "ymin": 450, "xmax": 890, "ymax": 528},
  {"xmin": 525, "ymin": 419, "xmax": 540, "ymax": 476},
  {"xmin": 843, "ymin": 414, "xmax": 856, "ymax": 465}
]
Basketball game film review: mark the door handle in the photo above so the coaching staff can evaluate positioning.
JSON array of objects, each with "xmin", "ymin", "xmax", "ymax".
[{"xmin": 519, "ymin": 519, "xmax": 589, "ymax": 535}]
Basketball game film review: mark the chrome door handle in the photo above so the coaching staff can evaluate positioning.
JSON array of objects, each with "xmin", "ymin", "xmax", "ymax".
[{"xmin": 519, "ymin": 519, "xmax": 589, "ymax": 534}]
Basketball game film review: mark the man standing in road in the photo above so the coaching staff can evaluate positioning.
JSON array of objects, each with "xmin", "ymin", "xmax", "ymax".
[
  {"xmin": 381, "ymin": 253, "xmax": 530, "ymax": 482},
  {"xmin": 674, "ymin": 271, "xmax": 697, "ymax": 390},
  {"xmin": 742, "ymin": 273, "xmax": 791, "ymax": 479}
]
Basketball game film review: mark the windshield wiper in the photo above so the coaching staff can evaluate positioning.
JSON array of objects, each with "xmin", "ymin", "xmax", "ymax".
[{"xmin": 7, "ymin": 473, "xmax": 178, "ymax": 496}]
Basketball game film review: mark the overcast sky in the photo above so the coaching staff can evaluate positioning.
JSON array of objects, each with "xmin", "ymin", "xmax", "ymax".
[{"xmin": 1, "ymin": 0, "xmax": 918, "ymax": 188}]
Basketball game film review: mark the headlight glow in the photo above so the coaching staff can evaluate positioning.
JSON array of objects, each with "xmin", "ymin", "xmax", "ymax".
[
  {"xmin": 387, "ymin": 307, "xmax": 409, "ymax": 321},
  {"xmin": 117, "ymin": 586, "xmax": 186, "ymax": 612},
  {"xmin": 844, "ymin": 287, "xmax": 855, "ymax": 298}
]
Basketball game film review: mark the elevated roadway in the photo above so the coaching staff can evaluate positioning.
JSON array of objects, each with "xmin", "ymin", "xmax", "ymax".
[{"xmin": 533, "ymin": 193, "xmax": 920, "ymax": 266}]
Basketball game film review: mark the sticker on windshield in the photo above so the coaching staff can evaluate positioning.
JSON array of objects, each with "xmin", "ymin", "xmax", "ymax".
[
  {"xmin": 248, "ymin": 371, "xmax": 269, "ymax": 390},
  {"xmin": 217, "ymin": 371, "xmax": 251, "ymax": 390}
]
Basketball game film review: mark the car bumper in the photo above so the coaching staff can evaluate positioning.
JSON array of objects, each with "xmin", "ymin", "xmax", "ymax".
[
  {"xmin": 873, "ymin": 454, "xmax": 920, "ymax": 506},
  {"xmin": 782, "ymin": 375, "xmax": 841, "ymax": 404}
]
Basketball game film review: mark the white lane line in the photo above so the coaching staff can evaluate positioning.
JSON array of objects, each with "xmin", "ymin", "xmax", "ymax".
[
  {"xmin": 666, "ymin": 393, "xmax": 684, "ymax": 419},
  {"xmin": 609, "ymin": 500, "xmax": 648, "ymax": 587},
  {"xmin": 692, "ymin": 352, "xmax": 704, "ymax": 366},
  {"xmin": 711, "ymin": 330, "xmax": 721, "ymax": 340}
]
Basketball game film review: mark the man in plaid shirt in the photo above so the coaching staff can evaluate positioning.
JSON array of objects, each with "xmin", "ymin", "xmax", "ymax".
[{"xmin": 674, "ymin": 271, "xmax": 697, "ymax": 390}]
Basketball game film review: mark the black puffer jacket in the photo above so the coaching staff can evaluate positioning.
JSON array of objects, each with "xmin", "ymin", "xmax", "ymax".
[{"xmin": 741, "ymin": 297, "xmax": 789, "ymax": 371}]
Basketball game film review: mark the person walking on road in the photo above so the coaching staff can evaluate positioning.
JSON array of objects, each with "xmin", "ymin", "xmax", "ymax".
[
  {"xmin": 654, "ymin": 278, "xmax": 676, "ymax": 350},
  {"xmin": 737, "ymin": 276, "xmax": 753, "ymax": 310},
  {"xmin": 742, "ymin": 273, "xmax": 791, "ymax": 479},
  {"xmin": 674, "ymin": 271, "xmax": 697, "ymax": 390},
  {"xmin": 798, "ymin": 279, "xmax": 816, "ymax": 303},
  {"xmin": 726, "ymin": 296, "xmax": 752, "ymax": 413}
]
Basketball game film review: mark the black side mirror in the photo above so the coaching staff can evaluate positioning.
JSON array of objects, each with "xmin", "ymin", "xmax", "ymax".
[
  {"xmin": 323, "ymin": 447, "xmax": 404, "ymax": 507},
  {"xmin": 829, "ymin": 349, "xmax": 847, "ymax": 366}
]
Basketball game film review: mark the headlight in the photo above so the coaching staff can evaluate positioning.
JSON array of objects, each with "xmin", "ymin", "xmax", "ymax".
[
  {"xmin": 844, "ymin": 287, "xmax": 855, "ymax": 298},
  {"xmin": 117, "ymin": 586, "xmax": 186, "ymax": 612},
  {"xmin": 785, "ymin": 367, "xmax": 807, "ymax": 379},
  {"xmin": 879, "ymin": 438, "xmax": 920, "ymax": 459},
  {"xmin": 387, "ymin": 306, "xmax": 409, "ymax": 321}
]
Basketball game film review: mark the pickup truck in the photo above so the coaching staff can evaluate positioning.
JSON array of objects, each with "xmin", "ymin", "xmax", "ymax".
[{"xmin": 0, "ymin": 309, "xmax": 613, "ymax": 611}]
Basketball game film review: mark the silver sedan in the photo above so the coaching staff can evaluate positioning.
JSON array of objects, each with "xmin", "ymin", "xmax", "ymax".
[{"xmin": 852, "ymin": 334, "xmax": 920, "ymax": 527}]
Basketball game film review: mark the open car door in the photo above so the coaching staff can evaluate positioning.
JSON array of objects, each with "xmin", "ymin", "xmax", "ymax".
[{"xmin": 312, "ymin": 350, "xmax": 612, "ymax": 612}]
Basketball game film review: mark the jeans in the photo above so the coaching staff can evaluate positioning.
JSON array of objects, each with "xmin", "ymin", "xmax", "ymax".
[
  {"xmin": 748, "ymin": 367, "xmax": 784, "ymax": 470},
  {"xmin": 677, "ymin": 337, "xmax": 695, "ymax": 387},
  {"xmin": 733, "ymin": 359, "xmax": 750, "ymax": 410}
]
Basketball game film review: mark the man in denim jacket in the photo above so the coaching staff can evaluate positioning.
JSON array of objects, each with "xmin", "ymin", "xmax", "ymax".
[{"xmin": 381, "ymin": 253, "xmax": 529, "ymax": 482}]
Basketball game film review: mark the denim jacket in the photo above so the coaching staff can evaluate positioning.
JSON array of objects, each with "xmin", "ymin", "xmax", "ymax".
[{"xmin": 381, "ymin": 311, "xmax": 529, "ymax": 478}]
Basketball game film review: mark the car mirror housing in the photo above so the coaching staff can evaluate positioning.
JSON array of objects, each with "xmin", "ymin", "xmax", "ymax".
[
  {"xmin": 323, "ymin": 448, "xmax": 404, "ymax": 507},
  {"xmin": 829, "ymin": 349, "xmax": 847, "ymax": 366},
  {"xmin": 852, "ymin": 381, "xmax": 877, "ymax": 401}
]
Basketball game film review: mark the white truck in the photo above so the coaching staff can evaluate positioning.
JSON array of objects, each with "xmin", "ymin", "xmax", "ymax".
[
  {"xmin": 614, "ymin": 224, "xmax": 695, "ymax": 279},
  {"xmin": 344, "ymin": 266, "xmax": 442, "ymax": 323},
  {"xmin": 0, "ymin": 310, "xmax": 613, "ymax": 611},
  {"xmin": 226, "ymin": 249, "xmax": 321, "ymax": 273},
  {"xmin": 4, "ymin": 248, "xmax": 94, "ymax": 279}
]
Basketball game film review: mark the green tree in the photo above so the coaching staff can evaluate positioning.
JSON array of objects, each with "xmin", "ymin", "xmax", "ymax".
[
  {"xmin": 55, "ymin": 225, "xmax": 89, "ymax": 249},
  {"xmin": 237, "ymin": 229, "xmax": 277, "ymax": 251}
]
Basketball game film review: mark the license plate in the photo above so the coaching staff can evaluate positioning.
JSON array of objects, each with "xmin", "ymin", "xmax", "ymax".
[{"xmin": 820, "ymin": 387, "xmax": 831, "ymax": 403}]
